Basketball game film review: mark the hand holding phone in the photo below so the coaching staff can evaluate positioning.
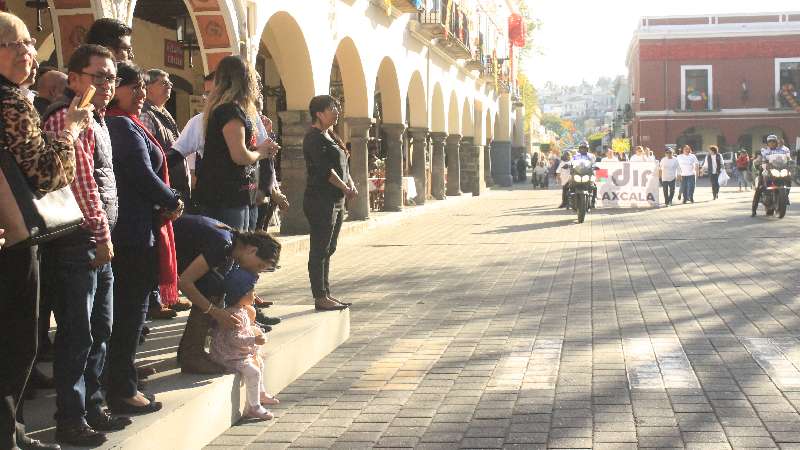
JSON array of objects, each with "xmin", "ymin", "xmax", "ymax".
[{"xmin": 79, "ymin": 85, "xmax": 96, "ymax": 109}]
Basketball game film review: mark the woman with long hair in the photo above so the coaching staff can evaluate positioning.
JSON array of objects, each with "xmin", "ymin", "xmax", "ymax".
[
  {"xmin": 194, "ymin": 55, "xmax": 276, "ymax": 231},
  {"xmin": 106, "ymin": 62, "xmax": 183, "ymax": 414}
]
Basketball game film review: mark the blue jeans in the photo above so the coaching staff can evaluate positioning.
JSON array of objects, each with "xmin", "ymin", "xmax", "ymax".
[
  {"xmin": 202, "ymin": 205, "xmax": 258, "ymax": 231},
  {"xmin": 41, "ymin": 239, "xmax": 113, "ymax": 426},
  {"xmin": 680, "ymin": 175, "xmax": 696, "ymax": 202}
]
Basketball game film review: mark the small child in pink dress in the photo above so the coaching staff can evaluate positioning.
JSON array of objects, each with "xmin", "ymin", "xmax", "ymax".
[{"xmin": 210, "ymin": 267, "xmax": 279, "ymax": 420}]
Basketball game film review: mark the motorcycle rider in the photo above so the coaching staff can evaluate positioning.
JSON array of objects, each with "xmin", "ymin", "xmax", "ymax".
[
  {"xmin": 752, "ymin": 134, "xmax": 791, "ymax": 216},
  {"xmin": 559, "ymin": 141, "xmax": 596, "ymax": 208}
]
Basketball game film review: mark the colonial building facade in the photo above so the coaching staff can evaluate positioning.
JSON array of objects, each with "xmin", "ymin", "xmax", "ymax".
[
  {"xmin": 5, "ymin": 0, "xmax": 528, "ymax": 233},
  {"xmin": 626, "ymin": 12, "xmax": 800, "ymax": 157}
]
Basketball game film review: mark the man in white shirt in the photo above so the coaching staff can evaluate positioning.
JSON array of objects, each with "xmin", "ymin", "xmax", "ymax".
[
  {"xmin": 658, "ymin": 148, "xmax": 680, "ymax": 206},
  {"xmin": 676, "ymin": 145, "xmax": 699, "ymax": 203}
]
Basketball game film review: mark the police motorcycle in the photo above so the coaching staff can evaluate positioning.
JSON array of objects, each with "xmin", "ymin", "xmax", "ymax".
[
  {"xmin": 755, "ymin": 152, "xmax": 792, "ymax": 218},
  {"xmin": 567, "ymin": 159, "xmax": 597, "ymax": 224}
]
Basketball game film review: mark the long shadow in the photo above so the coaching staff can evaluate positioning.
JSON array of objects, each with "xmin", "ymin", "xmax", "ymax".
[{"xmin": 477, "ymin": 219, "xmax": 578, "ymax": 234}]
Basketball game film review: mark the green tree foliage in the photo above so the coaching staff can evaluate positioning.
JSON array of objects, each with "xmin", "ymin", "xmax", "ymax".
[
  {"xmin": 541, "ymin": 113, "xmax": 565, "ymax": 136},
  {"xmin": 517, "ymin": 72, "xmax": 539, "ymax": 134}
]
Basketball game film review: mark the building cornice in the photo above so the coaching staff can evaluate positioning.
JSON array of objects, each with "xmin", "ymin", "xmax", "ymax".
[{"xmin": 636, "ymin": 108, "xmax": 800, "ymax": 119}]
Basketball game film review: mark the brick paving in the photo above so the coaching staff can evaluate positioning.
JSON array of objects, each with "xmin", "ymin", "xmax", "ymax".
[{"xmin": 207, "ymin": 182, "xmax": 800, "ymax": 449}]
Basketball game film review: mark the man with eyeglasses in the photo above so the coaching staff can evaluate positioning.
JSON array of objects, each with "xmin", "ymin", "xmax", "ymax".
[
  {"xmin": 85, "ymin": 18, "xmax": 133, "ymax": 63},
  {"xmin": 137, "ymin": 69, "xmax": 194, "ymax": 316},
  {"xmin": 40, "ymin": 44, "xmax": 131, "ymax": 447}
]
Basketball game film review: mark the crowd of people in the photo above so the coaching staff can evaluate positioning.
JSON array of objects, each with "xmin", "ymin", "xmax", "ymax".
[
  {"xmin": 522, "ymin": 138, "xmax": 792, "ymax": 211},
  {"xmin": 0, "ymin": 11, "xmax": 356, "ymax": 450}
]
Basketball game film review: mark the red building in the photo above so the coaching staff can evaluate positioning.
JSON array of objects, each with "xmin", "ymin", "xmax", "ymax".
[{"xmin": 626, "ymin": 13, "xmax": 800, "ymax": 157}]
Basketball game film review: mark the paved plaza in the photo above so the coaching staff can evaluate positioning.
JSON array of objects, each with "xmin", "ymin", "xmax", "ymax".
[{"xmin": 207, "ymin": 182, "xmax": 800, "ymax": 450}]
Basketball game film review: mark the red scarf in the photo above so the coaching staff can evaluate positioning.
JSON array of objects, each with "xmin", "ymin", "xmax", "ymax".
[{"xmin": 107, "ymin": 107, "xmax": 179, "ymax": 305}]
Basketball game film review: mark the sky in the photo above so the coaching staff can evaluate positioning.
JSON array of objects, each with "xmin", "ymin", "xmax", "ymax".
[{"xmin": 523, "ymin": 0, "xmax": 800, "ymax": 89}]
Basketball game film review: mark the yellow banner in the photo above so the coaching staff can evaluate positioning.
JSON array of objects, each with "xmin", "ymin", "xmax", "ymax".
[{"xmin": 612, "ymin": 138, "xmax": 631, "ymax": 154}]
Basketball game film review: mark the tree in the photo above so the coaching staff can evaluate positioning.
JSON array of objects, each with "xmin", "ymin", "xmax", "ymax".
[
  {"xmin": 541, "ymin": 113, "xmax": 565, "ymax": 136},
  {"xmin": 517, "ymin": 72, "xmax": 539, "ymax": 134}
]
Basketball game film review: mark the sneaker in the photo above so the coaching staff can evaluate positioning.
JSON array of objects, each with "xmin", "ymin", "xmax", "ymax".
[
  {"xmin": 55, "ymin": 424, "xmax": 107, "ymax": 447},
  {"xmin": 88, "ymin": 410, "xmax": 132, "ymax": 432},
  {"xmin": 255, "ymin": 309, "xmax": 281, "ymax": 326}
]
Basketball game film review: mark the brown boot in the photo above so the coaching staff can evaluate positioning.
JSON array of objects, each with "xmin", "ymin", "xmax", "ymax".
[{"xmin": 148, "ymin": 306, "xmax": 177, "ymax": 320}]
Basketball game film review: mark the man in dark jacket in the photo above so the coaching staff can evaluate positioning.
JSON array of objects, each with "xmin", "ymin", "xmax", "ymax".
[
  {"xmin": 705, "ymin": 145, "xmax": 723, "ymax": 200},
  {"xmin": 41, "ymin": 44, "xmax": 130, "ymax": 447}
]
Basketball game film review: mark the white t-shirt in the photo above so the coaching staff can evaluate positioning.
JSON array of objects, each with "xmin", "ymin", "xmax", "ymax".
[
  {"xmin": 558, "ymin": 161, "xmax": 571, "ymax": 186},
  {"xmin": 174, "ymin": 111, "xmax": 270, "ymax": 170},
  {"xmin": 659, "ymin": 157, "xmax": 680, "ymax": 182},
  {"xmin": 629, "ymin": 154, "xmax": 647, "ymax": 162},
  {"xmin": 676, "ymin": 153, "xmax": 699, "ymax": 176}
]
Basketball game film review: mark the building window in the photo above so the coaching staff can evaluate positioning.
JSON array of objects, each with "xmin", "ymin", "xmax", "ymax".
[
  {"xmin": 775, "ymin": 58, "xmax": 800, "ymax": 109},
  {"xmin": 681, "ymin": 65, "xmax": 712, "ymax": 111}
]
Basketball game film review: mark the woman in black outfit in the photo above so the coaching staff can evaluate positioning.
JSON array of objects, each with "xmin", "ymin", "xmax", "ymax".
[{"xmin": 303, "ymin": 95, "xmax": 357, "ymax": 311}]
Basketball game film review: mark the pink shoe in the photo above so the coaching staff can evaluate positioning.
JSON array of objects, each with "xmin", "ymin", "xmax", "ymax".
[
  {"xmin": 243, "ymin": 405, "xmax": 274, "ymax": 420},
  {"xmin": 260, "ymin": 393, "xmax": 280, "ymax": 406}
]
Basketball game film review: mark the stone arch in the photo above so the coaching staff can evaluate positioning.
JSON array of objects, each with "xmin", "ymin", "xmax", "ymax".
[
  {"xmin": 406, "ymin": 70, "xmax": 427, "ymax": 128},
  {"xmin": 431, "ymin": 83, "xmax": 445, "ymax": 133},
  {"xmin": 461, "ymin": 98, "xmax": 474, "ymax": 138},
  {"xmin": 473, "ymin": 100, "xmax": 485, "ymax": 145},
  {"xmin": 738, "ymin": 125, "xmax": 787, "ymax": 153},
  {"xmin": 447, "ymin": 91, "xmax": 461, "ymax": 135},
  {"xmin": 47, "ymin": 0, "xmax": 239, "ymax": 73},
  {"xmin": 332, "ymin": 37, "xmax": 369, "ymax": 118},
  {"xmin": 674, "ymin": 125, "xmax": 725, "ymax": 154},
  {"xmin": 260, "ymin": 12, "xmax": 315, "ymax": 111},
  {"xmin": 376, "ymin": 56, "xmax": 402, "ymax": 124}
]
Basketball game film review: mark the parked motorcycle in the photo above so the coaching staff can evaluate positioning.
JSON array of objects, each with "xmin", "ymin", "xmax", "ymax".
[
  {"xmin": 756, "ymin": 154, "xmax": 792, "ymax": 218},
  {"xmin": 567, "ymin": 160, "xmax": 597, "ymax": 223}
]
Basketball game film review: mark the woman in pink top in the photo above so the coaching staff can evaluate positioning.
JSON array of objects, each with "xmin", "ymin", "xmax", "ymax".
[{"xmin": 210, "ymin": 267, "xmax": 279, "ymax": 420}]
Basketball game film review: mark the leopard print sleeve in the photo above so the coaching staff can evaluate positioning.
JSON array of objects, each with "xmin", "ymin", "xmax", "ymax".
[{"xmin": 0, "ymin": 86, "xmax": 76, "ymax": 194}]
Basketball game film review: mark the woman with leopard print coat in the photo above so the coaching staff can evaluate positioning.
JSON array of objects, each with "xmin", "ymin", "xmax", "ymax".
[{"xmin": 0, "ymin": 11, "xmax": 92, "ymax": 450}]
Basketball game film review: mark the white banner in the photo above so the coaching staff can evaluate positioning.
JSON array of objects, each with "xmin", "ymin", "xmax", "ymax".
[{"xmin": 595, "ymin": 161, "xmax": 660, "ymax": 208}]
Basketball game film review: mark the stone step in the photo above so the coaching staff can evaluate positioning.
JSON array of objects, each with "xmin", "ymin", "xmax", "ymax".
[{"xmin": 26, "ymin": 305, "xmax": 350, "ymax": 450}]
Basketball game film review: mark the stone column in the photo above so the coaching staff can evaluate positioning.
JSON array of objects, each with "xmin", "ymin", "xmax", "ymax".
[
  {"xmin": 277, "ymin": 110, "xmax": 312, "ymax": 235},
  {"xmin": 459, "ymin": 137, "xmax": 484, "ymax": 196},
  {"xmin": 344, "ymin": 117, "xmax": 373, "ymax": 220},
  {"xmin": 430, "ymin": 132, "xmax": 448, "ymax": 200},
  {"xmin": 484, "ymin": 143, "xmax": 494, "ymax": 186},
  {"xmin": 490, "ymin": 140, "xmax": 513, "ymax": 187},
  {"xmin": 445, "ymin": 134, "xmax": 462, "ymax": 197},
  {"xmin": 408, "ymin": 127, "xmax": 429, "ymax": 205},
  {"xmin": 382, "ymin": 123, "xmax": 406, "ymax": 211}
]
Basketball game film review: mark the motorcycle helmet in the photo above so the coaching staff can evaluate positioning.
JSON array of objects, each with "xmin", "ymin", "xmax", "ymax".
[
  {"xmin": 766, "ymin": 134, "xmax": 779, "ymax": 143},
  {"xmin": 578, "ymin": 140, "xmax": 589, "ymax": 150}
]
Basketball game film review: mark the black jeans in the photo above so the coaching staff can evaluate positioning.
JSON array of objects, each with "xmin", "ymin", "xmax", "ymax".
[
  {"xmin": 662, "ymin": 180, "xmax": 675, "ymax": 205},
  {"xmin": 107, "ymin": 246, "xmax": 157, "ymax": 400},
  {"xmin": 710, "ymin": 173, "xmax": 720, "ymax": 198},
  {"xmin": 0, "ymin": 245, "xmax": 39, "ymax": 449},
  {"xmin": 304, "ymin": 193, "xmax": 345, "ymax": 299}
]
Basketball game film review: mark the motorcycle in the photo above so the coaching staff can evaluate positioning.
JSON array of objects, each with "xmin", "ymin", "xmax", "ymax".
[
  {"xmin": 567, "ymin": 160, "xmax": 597, "ymax": 223},
  {"xmin": 756, "ymin": 154, "xmax": 792, "ymax": 218}
]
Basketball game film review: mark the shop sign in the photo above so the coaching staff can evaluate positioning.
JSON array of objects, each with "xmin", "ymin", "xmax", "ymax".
[{"xmin": 165, "ymin": 40, "xmax": 184, "ymax": 69}]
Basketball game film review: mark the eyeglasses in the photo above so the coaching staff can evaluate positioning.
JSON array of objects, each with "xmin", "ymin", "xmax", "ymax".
[
  {"xmin": 80, "ymin": 71, "xmax": 121, "ymax": 87},
  {"xmin": 0, "ymin": 38, "xmax": 36, "ymax": 53}
]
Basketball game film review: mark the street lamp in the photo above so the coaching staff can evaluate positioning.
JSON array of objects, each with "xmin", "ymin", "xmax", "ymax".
[
  {"xmin": 25, "ymin": 0, "xmax": 48, "ymax": 32},
  {"xmin": 176, "ymin": 14, "xmax": 200, "ymax": 68}
]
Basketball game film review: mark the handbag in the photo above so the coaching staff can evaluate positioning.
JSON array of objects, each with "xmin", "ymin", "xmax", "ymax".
[{"xmin": 0, "ymin": 145, "xmax": 83, "ymax": 250}]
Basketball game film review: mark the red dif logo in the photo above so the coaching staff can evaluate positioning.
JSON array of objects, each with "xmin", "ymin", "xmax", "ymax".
[{"xmin": 595, "ymin": 168, "xmax": 609, "ymax": 183}]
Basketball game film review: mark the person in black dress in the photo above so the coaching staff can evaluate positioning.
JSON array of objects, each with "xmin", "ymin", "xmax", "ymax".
[{"xmin": 302, "ymin": 95, "xmax": 357, "ymax": 311}]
